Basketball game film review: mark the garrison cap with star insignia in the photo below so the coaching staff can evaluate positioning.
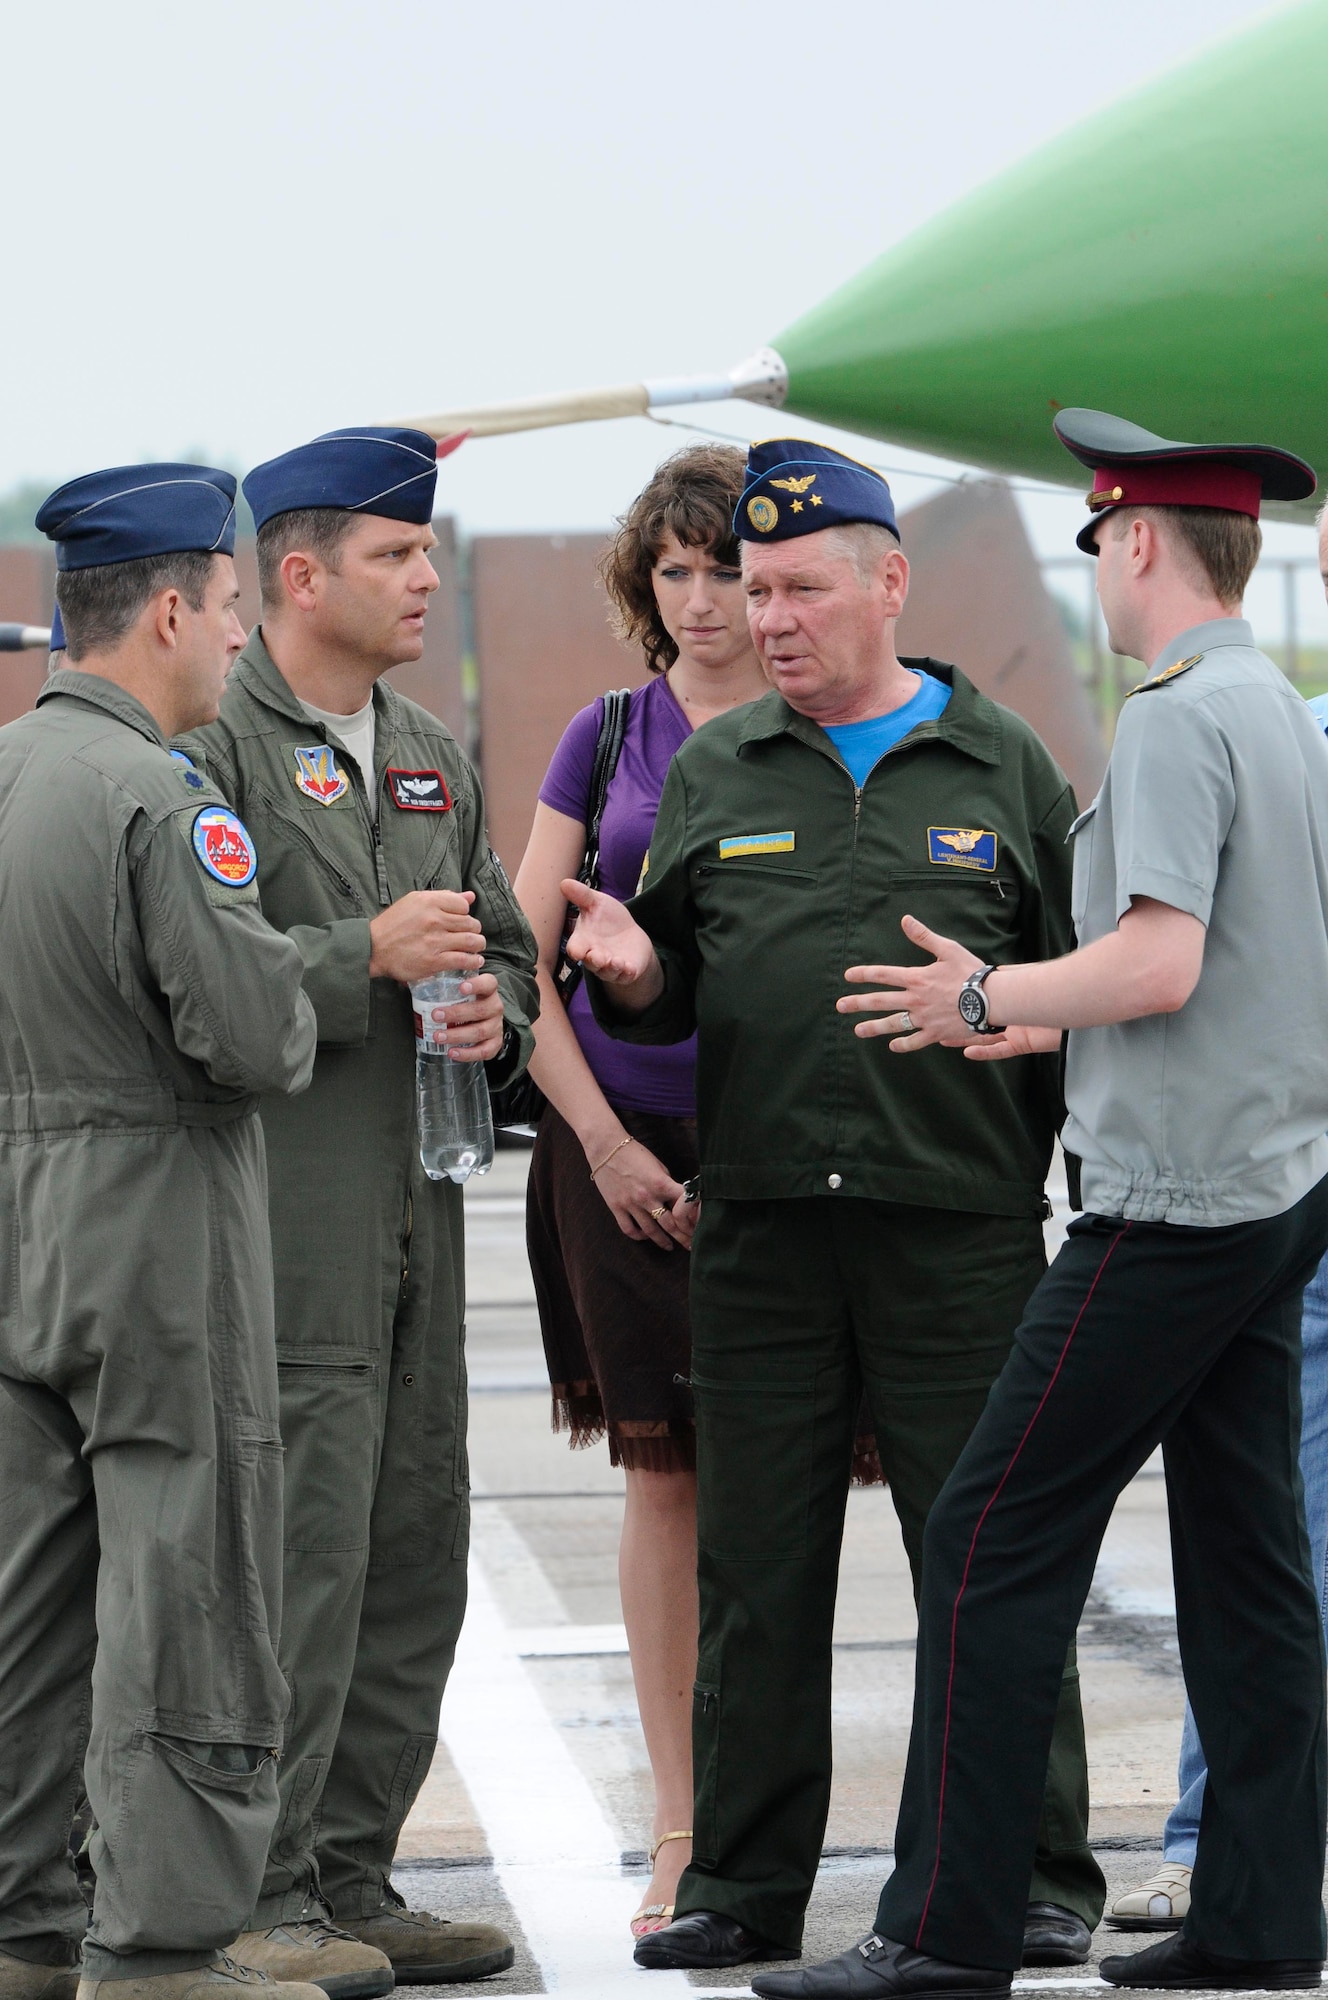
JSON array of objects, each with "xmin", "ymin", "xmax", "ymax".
[
  {"xmin": 1053, "ymin": 408, "xmax": 1316, "ymax": 555},
  {"xmin": 734, "ymin": 439, "xmax": 900, "ymax": 544},
  {"xmin": 36, "ymin": 463, "xmax": 237, "ymax": 569},
  {"xmin": 244, "ymin": 426, "xmax": 443, "ymax": 531}
]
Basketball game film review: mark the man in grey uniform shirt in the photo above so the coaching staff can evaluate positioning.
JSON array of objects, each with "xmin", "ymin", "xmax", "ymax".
[{"xmin": 753, "ymin": 412, "xmax": 1328, "ymax": 2000}]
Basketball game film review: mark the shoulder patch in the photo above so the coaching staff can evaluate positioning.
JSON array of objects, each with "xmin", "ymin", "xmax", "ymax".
[
  {"xmin": 1126, "ymin": 653, "xmax": 1203, "ymax": 698},
  {"xmin": 387, "ymin": 767, "xmax": 453, "ymax": 812},
  {"xmin": 293, "ymin": 743, "xmax": 349, "ymax": 804},
  {"xmin": 718, "ymin": 832, "xmax": 795, "ymax": 860},
  {"xmin": 169, "ymin": 748, "xmax": 207, "ymax": 791},
  {"xmin": 928, "ymin": 827, "xmax": 997, "ymax": 871},
  {"xmin": 192, "ymin": 807, "xmax": 258, "ymax": 887}
]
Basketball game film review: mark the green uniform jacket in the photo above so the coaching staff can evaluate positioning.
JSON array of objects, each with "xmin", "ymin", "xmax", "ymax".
[
  {"xmin": 182, "ymin": 632, "xmax": 539, "ymax": 1380},
  {"xmin": 591, "ymin": 664, "xmax": 1075, "ymax": 1218}
]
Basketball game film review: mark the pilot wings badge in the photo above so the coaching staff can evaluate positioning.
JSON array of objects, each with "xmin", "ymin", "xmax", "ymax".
[
  {"xmin": 770, "ymin": 473, "xmax": 818, "ymax": 493},
  {"xmin": 927, "ymin": 826, "xmax": 998, "ymax": 872}
]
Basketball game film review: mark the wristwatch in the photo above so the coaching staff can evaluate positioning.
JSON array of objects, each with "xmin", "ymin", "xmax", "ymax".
[{"xmin": 957, "ymin": 964, "xmax": 1002, "ymax": 1035}]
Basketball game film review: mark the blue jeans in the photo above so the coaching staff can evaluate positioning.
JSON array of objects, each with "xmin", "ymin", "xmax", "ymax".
[{"xmin": 1162, "ymin": 1250, "xmax": 1328, "ymax": 1863}]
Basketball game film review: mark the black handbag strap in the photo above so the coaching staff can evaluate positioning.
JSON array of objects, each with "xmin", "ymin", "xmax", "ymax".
[
  {"xmin": 556, "ymin": 687, "xmax": 632, "ymax": 997},
  {"xmin": 580, "ymin": 687, "xmax": 632, "ymax": 889}
]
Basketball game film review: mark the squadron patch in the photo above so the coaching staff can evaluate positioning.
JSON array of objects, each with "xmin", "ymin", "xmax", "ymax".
[
  {"xmin": 719, "ymin": 832, "xmax": 795, "ymax": 860},
  {"xmin": 928, "ymin": 827, "xmax": 998, "ymax": 872},
  {"xmin": 169, "ymin": 748, "xmax": 206, "ymax": 791},
  {"xmin": 387, "ymin": 767, "xmax": 453, "ymax": 812},
  {"xmin": 293, "ymin": 743, "xmax": 349, "ymax": 805},
  {"xmin": 192, "ymin": 807, "xmax": 258, "ymax": 886}
]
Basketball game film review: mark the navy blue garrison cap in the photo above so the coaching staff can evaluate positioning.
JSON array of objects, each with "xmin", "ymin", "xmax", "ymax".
[
  {"xmin": 36, "ymin": 463, "xmax": 238, "ymax": 572},
  {"xmin": 49, "ymin": 604, "xmax": 65, "ymax": 651},
  {"xmin": 735, "ymin": 439, "xmax": 899, "ymax": 544},
  {"xmin": 244, "ymin": 427, "xmax": 439, "ymax": 532}
]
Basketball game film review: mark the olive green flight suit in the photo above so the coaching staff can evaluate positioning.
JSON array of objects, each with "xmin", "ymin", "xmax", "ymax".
[
  {"xmin": 0, "ymin": 672, "xmax": 316, "ymax": 1977},
  {"xmin": 592, "ymin": 667, "xmax": 1106, "ymax": 1950},
  {"xmin": 184, "ymin": 633, "xmax": 538, "ymax": 1925}
]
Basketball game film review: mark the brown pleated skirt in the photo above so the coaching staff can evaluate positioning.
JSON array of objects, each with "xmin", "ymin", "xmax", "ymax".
[{"xmin": 527, "ymin": 1100, "xmax": 699, "ymax": 1471}]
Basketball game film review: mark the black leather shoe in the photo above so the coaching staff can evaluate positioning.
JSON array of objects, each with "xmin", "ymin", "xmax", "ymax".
[
  {"xmin": 750, "ymin": 1933, "xmax": 1011, "ymax": 1999},
  {"xmin": 632, "ymin": 1909, "xmax": 797, "ymax": 1970},
  {"xmin": 1100, "ymin": 1933, "xmax": 1324, "ymax": 1989},
  {"xmin": 1021, "ymin": 1903, "xmax": 1092, "ymax": 1967}
]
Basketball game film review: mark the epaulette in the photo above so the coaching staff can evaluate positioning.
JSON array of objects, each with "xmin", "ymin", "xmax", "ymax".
[{"xmin": 1124, "ymin": 653, "xmax": 1203, "ymax": 698}]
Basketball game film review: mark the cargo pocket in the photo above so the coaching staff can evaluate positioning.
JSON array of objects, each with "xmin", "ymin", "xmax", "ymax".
[
  {"xmin": 276, "ymin": 1352, "xmax": 379, "ymax": 1554},
  {"xmin": 691, "ymin": 1661, "xmax": 721, "ymax": 1866},
  {"xmin": 106, "ymin": 1732, "xmax": 280, "ymax": 1948},
  {"xmin": 691, "ymin": 1374, "xmax": 814, "ymax": 1559}
]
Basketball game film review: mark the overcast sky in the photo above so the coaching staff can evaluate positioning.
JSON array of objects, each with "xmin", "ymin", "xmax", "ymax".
[{"xmin": 1, "ymin": 0, "xmax": 1315, "ymax": 629}]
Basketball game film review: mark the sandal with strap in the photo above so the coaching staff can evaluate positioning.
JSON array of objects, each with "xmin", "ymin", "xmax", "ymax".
[{"xmin": 629, "ymin": 1830, "xmax": 693, "ymax": 1939}]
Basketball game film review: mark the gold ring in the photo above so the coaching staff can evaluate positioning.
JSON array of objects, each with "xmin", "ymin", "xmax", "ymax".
[{"xmin": 649, "ymin": 1205, "xmax": 668, "ymax": 1221}]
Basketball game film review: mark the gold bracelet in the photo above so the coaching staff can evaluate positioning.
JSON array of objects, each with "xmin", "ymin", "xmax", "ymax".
[{"xmin": 589, "ymin": 1134, "xmax": 633, "ymax": 1181}]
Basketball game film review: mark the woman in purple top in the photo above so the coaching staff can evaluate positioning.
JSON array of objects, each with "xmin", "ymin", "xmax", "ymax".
[{"xmin": 514, "ymin": 446, "xmax": 769, "ymax": 1938}]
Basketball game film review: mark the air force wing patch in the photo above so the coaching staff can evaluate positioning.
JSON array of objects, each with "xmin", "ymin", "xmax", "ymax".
[
  {"xmin": 192, "ymin": 808, "xmax": 258, "ymax": 887},
  {"xmin": 928, "ymin": 827, "xmax": 997, "ymax": 872}
]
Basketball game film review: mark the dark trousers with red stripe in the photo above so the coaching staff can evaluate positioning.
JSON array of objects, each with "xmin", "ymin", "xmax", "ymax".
[{"xmin": 876, "ymin": 1180, "xmax": 1328, "ymax": 1972}]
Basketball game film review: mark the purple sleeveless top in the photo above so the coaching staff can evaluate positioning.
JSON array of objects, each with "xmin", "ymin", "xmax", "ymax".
[{"xmin": 538, "ymin": 676, "xmax": 697, "ymax": 1117}]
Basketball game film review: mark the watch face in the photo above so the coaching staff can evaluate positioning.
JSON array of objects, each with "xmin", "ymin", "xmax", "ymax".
[{"xmin": 957, "ymin": 987, "xmax": 985, "ymax": 1026}]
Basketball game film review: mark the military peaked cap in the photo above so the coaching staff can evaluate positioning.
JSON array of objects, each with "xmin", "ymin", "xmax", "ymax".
[{"xmin": 1053, "ymin": 408, "xmax": 1316, "ymax": 554}]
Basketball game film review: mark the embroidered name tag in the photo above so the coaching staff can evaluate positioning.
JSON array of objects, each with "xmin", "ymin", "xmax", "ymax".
[
  {"xmin": 293, "ymin": 744, "xmax": 349, "ymax": 805},
  {"xmin": 387, "ymin": 768, "xmax": 453, "ymax": 812},
  {"xmin": 718, "ymin": 832, "xmax": 795, "ymax": 860},
  {"xmin": 928, "ymin": 827, "xmax": 998, "ymax": 871}
]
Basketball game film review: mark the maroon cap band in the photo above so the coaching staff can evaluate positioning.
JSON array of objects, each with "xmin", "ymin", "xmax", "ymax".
[{"xmin": 1088, "ymin": 460, "xmax": 1263, "ymax": 519}]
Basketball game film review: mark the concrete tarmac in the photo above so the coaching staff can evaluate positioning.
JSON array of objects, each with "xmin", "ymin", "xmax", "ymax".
[{"xmin": 385, "ymin": 1150, "xmax": 1305, "ymax": 1996}]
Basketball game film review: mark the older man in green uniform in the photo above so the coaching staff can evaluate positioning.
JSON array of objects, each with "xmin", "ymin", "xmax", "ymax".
[
  {"xmin": 565, "ymin": 439, "xmax": 1104, "ymax": 1972},
  {"xmin": 183, "ymin": 429, "xmax": 538, "ymax": 1994},
  {"xmin": 0, "ymin": 465, "xmax": 319, "ymax": 2000}
]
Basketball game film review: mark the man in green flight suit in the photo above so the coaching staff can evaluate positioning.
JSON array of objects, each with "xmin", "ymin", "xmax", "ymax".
[
  {"xmin": 565, "ymin": 439, "xmax": 1105, "ymax": 1973},
  {"xmin": 0, "ymin": 463, "xmax": 319, "ymax": 2000},
  {"xmin": 184, "ymin": 428, "xmax": 538, "ymax": 1995}
]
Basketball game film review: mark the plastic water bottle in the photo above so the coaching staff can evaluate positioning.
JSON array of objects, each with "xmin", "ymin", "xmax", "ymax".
[{"xmin": 412, "ymin": 973, "xmax": 494, "ymax": 1183}]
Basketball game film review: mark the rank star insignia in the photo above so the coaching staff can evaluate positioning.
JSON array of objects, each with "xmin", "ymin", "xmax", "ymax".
[
  {"xmin": 791, "ymin": 499, "xmax": 804, "ymax": 512},
  {"xmin": 809, "ymin": 493, "xmax": 823, "ymax": 505}
]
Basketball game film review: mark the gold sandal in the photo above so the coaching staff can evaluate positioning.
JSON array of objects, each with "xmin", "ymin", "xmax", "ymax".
[{"xmin": 629, "ymin": 1830, "xmax": 693, "ymax": 1938}]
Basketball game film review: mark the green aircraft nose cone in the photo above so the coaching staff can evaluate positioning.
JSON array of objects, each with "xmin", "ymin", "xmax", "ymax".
[{"xmin": 774, "ymin": 0, "xmax": 1328, "ymax": 515}]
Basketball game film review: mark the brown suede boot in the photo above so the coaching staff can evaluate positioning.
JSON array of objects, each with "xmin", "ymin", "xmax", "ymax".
[
  {"xmin": 0, "ymin": 1949, "xmax": 79, "ymax": 2000},
  {"xmin": 227, "ymin": 1923, "xmax": 392, "ymax": 2000},
  {"xmin": 78, "ymin": 1953, "xmax": 327, "ymax": 2000},
  {"xmin": 339, "ymin": 1907, "xmax": 514, "ymax": 1986}
]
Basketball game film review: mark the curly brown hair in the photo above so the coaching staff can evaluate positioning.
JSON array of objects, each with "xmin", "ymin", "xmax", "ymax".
[{"xmin": 600, "ymin": 442, "xmax": 747, "ymax": 674}]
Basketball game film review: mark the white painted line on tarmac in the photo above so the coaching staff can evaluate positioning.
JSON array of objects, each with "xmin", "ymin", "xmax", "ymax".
[
  {"xmin": 514, "ymin": 1622, "xmax": 630, "ymax": 1657},
  {"xmin": 439, "ymin": 1551, "xmax": 688, "ymax": 1995}
]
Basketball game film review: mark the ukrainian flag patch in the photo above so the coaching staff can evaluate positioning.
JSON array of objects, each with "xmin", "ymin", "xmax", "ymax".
[
  {"xmin": 928, "ymin": 827, "xmax": 997, "ymax": 871},
  {"xmin": 718, "ymin": 831, "xmax": 795, "ymax": 860}
]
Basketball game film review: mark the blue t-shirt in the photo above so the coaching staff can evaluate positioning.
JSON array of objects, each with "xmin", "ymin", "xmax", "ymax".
[{"xmin": 823, "ymin": 671, "xmax": 951, "ymax": 787}]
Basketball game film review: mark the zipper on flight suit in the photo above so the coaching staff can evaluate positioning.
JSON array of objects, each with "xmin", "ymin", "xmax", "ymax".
[{"xmin": 400, "ymin": 1189, "xmax": 414, "ymax": 1295}]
